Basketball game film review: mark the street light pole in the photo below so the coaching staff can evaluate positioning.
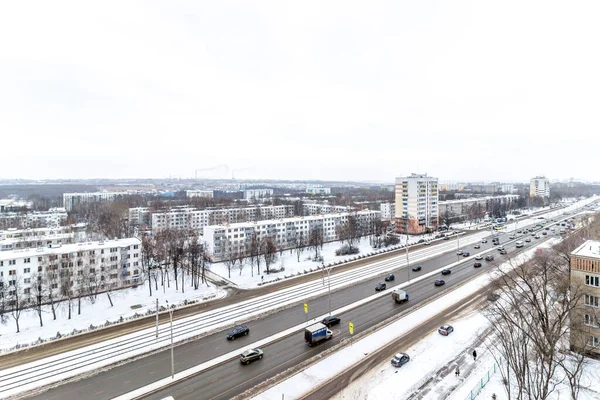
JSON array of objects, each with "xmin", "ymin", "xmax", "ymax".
[
  {"xmin": 405, "ymin": 237, "xmax": 410, "ymax": 282},
  {"xmin": 326, "ymin": 267, "xmax": 333, "ymax": 316},
  {"xmin": 169, "ymin": 309, "xmax": 174, "ymax": 379}
]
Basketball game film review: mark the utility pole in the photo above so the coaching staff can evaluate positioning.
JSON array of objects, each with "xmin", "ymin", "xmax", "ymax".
[
  {"xmin": 155, "ymin": 298, "xmax": 159, "ymax": 338},
  {"xmin": 170, "ymin": 309, "xmax": 174, "ymax": 379},
  {"xmin": 326, "ymin": 267, "xmax": 334, "ymax": 315}
]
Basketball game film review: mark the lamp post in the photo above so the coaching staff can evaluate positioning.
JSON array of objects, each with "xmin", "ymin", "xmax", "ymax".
[
  {"xmin": 169, "ymin": 308, "xmax": 174, "ymax": 379},
  {"xmin": 325, "ymin": 266, "xmax": 334, "ymax": 316},
  {"xmin": 405, "ymin": 236, "xmax": 410, "ymax": 282}
]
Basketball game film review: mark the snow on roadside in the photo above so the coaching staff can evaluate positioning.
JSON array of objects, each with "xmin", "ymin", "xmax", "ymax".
[
  {"xmin": 254, "ymin": 238, "xmax": 562, "ymax": 400},
  {"xmin": 210, "ymin": 233, "xmax": 440, "ymax": 289},
  {"xmin": 0, "ymin": 277, "xmax": 225, "ymax": 353}
]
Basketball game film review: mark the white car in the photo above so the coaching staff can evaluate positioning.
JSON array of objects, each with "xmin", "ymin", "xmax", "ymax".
[
  {"xmin": 456, "ymin": 250, "xmax": 463, "ymax": 255},
  {"xmin": 475, "ymin": 254, "xmax": 483, "ymax": 260}
]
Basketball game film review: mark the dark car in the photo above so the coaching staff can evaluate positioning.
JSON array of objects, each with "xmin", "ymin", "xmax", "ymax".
[
  {"xmin": 391, "ymin": 352, "xmax": 410, "ymax": 367},
  {"xmin": 463, "ymin": 252, "xmax": 470, "ymax": 257},
  {"xmin": 542, "ymin": 231, "xmax": 547, "ymax": 235},
  {"xmin": 474, "ymin": 262, "xmax": 482, "ymax": 268},
  {"xmin": 411, "ymin": 265, "xmax": 422, "ymax": 272},
  {"xmin": 240, "ymin": 348, "xmax": 263, "ymax": 364},
  {"xmin": 434, "ymin": 279, "xmax": 446, "ymax": 286},
  {"xmin": 385, "ymin": 274, "xmax": 395, "ymax": 282},
  {"xmin": 418, "ymin": 239, "xmax": 425, "ymax": 243},
  {"xmin": 375, "ymin": 282, "xmax": 387, "ymax": 291},
  {"xmin": 322, "ymin": 315, "xmax": 341, "ymax": 327},
  {"xmin": 441, "ymin": 269, "xmax": 451, "ymax": 275},
  {"xmin": 438, "ymin": 325, "xmax": 454, "ymax": 335},
  {"xmin": 485, "ymin": 255, "xmax": 494, "ymax": 261},
  {"xmin": 499, "ymin": 249, "xmax": 507, "ymax": 255},
  {"xmin": 227, "ymin": 325, "xmax": 250, "ymax": 340}
]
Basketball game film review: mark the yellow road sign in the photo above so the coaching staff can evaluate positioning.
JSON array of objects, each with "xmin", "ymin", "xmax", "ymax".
[
  {"xmin": 304, "ymin": 303, "xmax": 308, "ymax": 313},
  {"xmin": 349, "ymin": 322, "xmax": 354, "ymax": 335}
]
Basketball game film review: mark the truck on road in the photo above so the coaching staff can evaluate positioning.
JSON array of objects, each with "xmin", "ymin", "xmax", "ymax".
[
  {"xmin": 392, "ymin": 289, "xmax": 409, "ymax": 304},
  {"xmin": 304, "ymin": 322, "xmax": 332, "ymax": 347}
]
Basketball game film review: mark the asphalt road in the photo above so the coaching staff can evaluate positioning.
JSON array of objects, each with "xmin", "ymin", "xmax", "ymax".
[{"xmin": 28, "ymin": 221, "xmax": 549, "ymax": 400}]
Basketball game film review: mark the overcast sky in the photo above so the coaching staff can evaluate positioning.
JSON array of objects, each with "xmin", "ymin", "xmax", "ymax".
[{"xmin": 1, "ymin": 1, "xmax": 599, "ymax": 183}]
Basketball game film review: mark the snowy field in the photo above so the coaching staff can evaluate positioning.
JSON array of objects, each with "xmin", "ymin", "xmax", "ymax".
[
  {"xmin": 0, "ymin": 275, "xmax": 225, "ymax": 353},
  {"xmin": 210, "ymin": 233, "xmax": 442, "ymax": 289}
]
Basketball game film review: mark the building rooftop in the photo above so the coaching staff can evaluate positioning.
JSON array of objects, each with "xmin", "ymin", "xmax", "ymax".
[
  {"xmin": 0, "ymin": 237, "xmax": 140, "ymax": 261},
  {"xmin": 440, "ymin": 194, "xmax": 519, "ymax": 205},
  {"xmin": 572, "ymin": 240, "xmax": 600, "ymax": 258}
]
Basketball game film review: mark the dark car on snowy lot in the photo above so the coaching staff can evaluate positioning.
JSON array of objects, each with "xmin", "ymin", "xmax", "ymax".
[{"xmin": 391, "ymin": 353, "xmax": 410, "ymax": 367}]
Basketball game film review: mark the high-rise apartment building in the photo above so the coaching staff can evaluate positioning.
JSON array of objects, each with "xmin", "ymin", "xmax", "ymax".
[
  {"xmin": 570, "ymin": 240, "xmax": 600, "ymax": 355},
  {"xmin": 395, "ymin": 173, "xmax": 439, "ymax": 234},
  {"xmin": 530, "ymin": 176, "xmax": 550, "ymax": 197}
]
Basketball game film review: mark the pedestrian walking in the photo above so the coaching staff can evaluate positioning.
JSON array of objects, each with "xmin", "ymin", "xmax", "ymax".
[
  {"xmin": 455, "ymin": 366, "xmax": 460, "ymax": 377},
  {"xmin": 472, "ymin": 350, "xmax": 477, "ymax": 361}
]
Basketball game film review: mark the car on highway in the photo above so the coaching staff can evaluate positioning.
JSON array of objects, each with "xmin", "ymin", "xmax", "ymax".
[
  {"xmin": 444, "ymin": 236, "xmax": 450, "ymax": 240},
  {"xmin": 227, "ymin": 325, "xmax": 250, "ymax": 340},
  {"xmin": 474, "ymin": 244, "xmax": 481, "ymax": 249},
  {"xmin": 517, "ymin": 230, "xmax": 522, "ymax": 233},
  {"xmin": 475, "ymin": 254, "xmax": 483, "ymax": 260},
  {"xmin": 497, "ymin": 246, "xmax": 505, "ymax": 251},
  {"xmin": 434, "ymin": 279, "xmax": 446, "ymax": 286},
  {"xmin": 441, "ymin": 269, "xmax": 452, "ymax": 275},
  {"xmin": 499, "ymin": 249, "xmax": 507, "ymax": 255},
  {"xmin": 424, "ymin": 241, "xmax": 431, "ymax": 245},
  {"xmin": 411, "ymin": 265, "xmax": 422, "ymax": 272},
  {"xmin": 438, "ymin": 325, "xmax": 454, "ymax": 335},
  {"xmin": 525, "ymin": 238, "xmax": 531, "ymax": 242},
  {"xmin": 542, "ymin": 231, "xmax": 547, "ymax": 235},
  {"xmin": 485, "ymin": 255, "xmax": 495, "ymax": 261},
  {"xmin": 456, "ymin": 250, "xmax": 463, "ymax": 255},
  {"xmin": 535, "ymin": 235, "xmax": 541, "ymax": 239},
  {"xmin": 375, "ymin": 282, "xmax": 387, "ymax": 291},
  {"xmin": 385, "ymin": 274, "xmax": 395, "ymax": 282},
  {"xmin": 509, "ymin": 235, "xmax": 515, "ymax": 239},
  {"xmin": 481, "ymin": 239, "xmax": 488, "ymax": 243},
  {"xmin": 391, "ymin": 352, "xmax": 410, "ymax": 367},
  {"xmin": 418, "ymin": 239, "xmax": 426, "ymax": 243},
  {"xmin": 322, "ymin": 315, "xmax": 341, "ymax": 327},
  {"xmin": 474, "ymin": 262, "xmax": 482, "ymax": 268},
  {"xmin": 462, "ymin": 251, "xmax": 470, "ymax": 257},
  {"xmin": 240, "ymin": 348, "xmax": 263, "ymax": 364}
]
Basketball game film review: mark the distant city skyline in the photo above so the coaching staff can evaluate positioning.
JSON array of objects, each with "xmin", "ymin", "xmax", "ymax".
[{"xmin": 1, "ymin": 1, "xmax": 599, "ymax": 182}]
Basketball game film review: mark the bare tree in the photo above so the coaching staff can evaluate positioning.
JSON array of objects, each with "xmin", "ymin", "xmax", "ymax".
[
  {"xmin": 249, "ymin": 233, "xmax": 260, "ymax": 276},
  {"xmin": 483, "ymin": 250, "xmax": 590, "ymax": 400},
  {"xmin": 308, "ymin": 226, "xmax": 324, "ymax": 260},
  {"xmin": 8, "ymin": 275, "xmax": 27, "ymax": 333},
  {"xmin": 295, "ymin": 231, "xmax": 306, "ymax": 262},
  {"xmin": 41, "ymin": 255, "xmax": 59, "ymax": 320},
  {"xmin": 187, "ymin": 233, "xmax": 203, "ymax": 290},
  {"xmin": 261, "ymin": 237, "xmax": 277, "ymax": 275},
  {"xmin": 221, "ymin": 236, "xmax": 237, "ymax": 279},
  {"xmin": 141, "ymin": 234, "xmax": 155, "ymax": 297},
  {"xmin": 30, "ymin": 272, "xmax": 45, "ymax": 327}
]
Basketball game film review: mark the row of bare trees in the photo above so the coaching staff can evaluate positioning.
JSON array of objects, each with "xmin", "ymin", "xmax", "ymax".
[{"xmin": 483, "ymin": 212, "xmax": 600, "ymax": 399}]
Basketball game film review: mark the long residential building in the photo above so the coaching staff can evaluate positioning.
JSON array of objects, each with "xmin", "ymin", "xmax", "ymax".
[
  {"xmin": 0, "ymin": 237, "xmax": 142, "ymax": 306},
  {"xmin": 438, "ymin": 195, "xmax": 519, "ymax": 221},
  {"xmin": 395, "ymin": 173, "xmax": 439, "ymax": 234},
  {"xmin": 186, "ymin": 190, "xmax": 214, "ymax": 198},
  {"xmin": 243, "ymin": 189, "xmax": 274, "ymax": 201},
  {"xmin": 63, "ymin": 192, "xmax": 129, "ymax": 212},
  {"xmin": 130, "ymin": 205, "xmax": 296, "ymax": 231},
  {"xmin": 0, "ymin": 224, "xmax": 88, "ymax": 252},
  {"xmin": 302, "ymin": 203, "xmax": 351, "ymax": 215},
  {"xmin": 570, "ymin": 240, "xmax": 600, "ymax": 355},
  {"xmin": 0, "ymin": 208, "xmax": 68, "ymax": 230},
  {"xmin": 203, "ymin": 210, "xmax": 381, "ymax": 261}
]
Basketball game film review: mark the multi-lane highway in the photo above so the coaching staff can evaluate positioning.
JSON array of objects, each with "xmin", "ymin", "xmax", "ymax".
[{"xmin": 24, "ymin": 205, "xmax": 589, "ymax": 400}]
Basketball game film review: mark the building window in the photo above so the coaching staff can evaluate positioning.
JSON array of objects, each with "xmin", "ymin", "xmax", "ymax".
[
  {"xmin": 586, "ymin": 275, "xmax": 600, "ymax": 287},
  {"xmin": 587, "ymin": 335, "xmax": 599, "ymax": 348},
  {"xmin": 24, "ymin": 268, "xmax": 30, "ymax": 273},
  {"xmin": 585, "ymin": 294, "xmax": 600, "ymax": 308},
  {"xmin": 24, "ymin": 278, "xmax": 31, "ymax": 284},
  {"xmin": 24, "ymin": 288, "xmax": 31, "ymax": 294},
  {"xmin": 9, "ymin": 260, "xmax": 16, "ymax": 266},
  {"xmin": 584, "ymin": 314, "xmax": 599, "ymax": 327}
]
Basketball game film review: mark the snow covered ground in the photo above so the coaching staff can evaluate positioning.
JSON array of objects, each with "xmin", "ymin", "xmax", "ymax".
[
  {"xmin": 0, "ymin": 275, "xmax": 225, "ymax": 353},
  {"xmin": 210, "ymin": 233, "xmax": 442, "ymax": 289},
  {"xmin": 255, "ymin": 223, "xmax": 600, "ymax": 400}
]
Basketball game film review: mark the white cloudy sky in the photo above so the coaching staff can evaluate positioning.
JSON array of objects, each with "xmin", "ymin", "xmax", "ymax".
[{"xmin": 1, "ymin": 1, "xmax": 599, "ymax": 183}]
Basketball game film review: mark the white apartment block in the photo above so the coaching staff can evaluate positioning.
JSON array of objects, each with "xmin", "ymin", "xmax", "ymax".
[
  {"xmin": 186, "ymin": 190, "xmax": 214, "ymax": 198},
  {"xmin": 306, "ymin": 187, "xmax": 332, "ymax": 195},
  {"xmin": 148, "ymin": 205, "xmax": 295, "ymax": 231},
  {"xmin": 439, "ymin": 195, "xmax": 519, "ymax": 221},
  {"xmin": 0, "ymin": 208, "xmax": 68, "ymax": 230},
  {"xmin": 203, "ymin": 210, "xmax": 381, "ymax": 261},
  {"xmin": 530, "ymin": 176, "xmax": 550, "ymax": 198},
  {"xmin": 0, "ymin": 237, "xmax": 142, "ymax": 306},
  {"xmin": 500, "ymin": 184, "xmax": 516, "ymax": 194},
  {"xmin": 243, "ymin": 189, "xmax": 274, "ymax": 201},
  {"xmin": 129, "ymin": 207, "xmax": 152, "ymax": 229},
  {"xmin": 0, "ymin": 224, "xmax": 88, "ymax": 252},
  {"xmin": 63, "ymin": 192, "xmax": 129, "ymax": 212},
  {"xmin": 380, "ymin": 202, "xmax": 395, "ymax": 220},
  {"xmin": 395, "ymin": 173, "xmax": 439, "ymax": 234},
  {"xmin": 302, "ymin": 203, "xmax": 350, "ymax": 216}
]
